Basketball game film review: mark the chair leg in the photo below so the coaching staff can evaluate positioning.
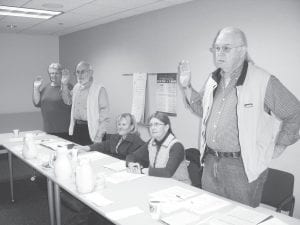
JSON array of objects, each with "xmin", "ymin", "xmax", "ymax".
[{"xmin": 289, "ymin": 198, "xmax": 295, "ymax": 217}]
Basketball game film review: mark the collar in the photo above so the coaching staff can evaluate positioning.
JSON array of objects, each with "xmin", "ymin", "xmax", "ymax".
[
  {"xmin": 122, "ymin": 133, "xmax": 137, "ymax": 143},
  {"xmin": 153, "ymin": 132, "xmax": 175, "ymax": 148},
  {"xmin": 211, "ymin": 60, "xmax": 248, "ymax": 86},
  {"xmin": 78, "ymin": 80, "xmax": 92, "ymax": 90}
]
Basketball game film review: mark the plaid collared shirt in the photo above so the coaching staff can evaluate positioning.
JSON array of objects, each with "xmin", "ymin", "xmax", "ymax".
[{"xmin": 204, "ymin": 63, "xmax": 300, "ymax": 152}]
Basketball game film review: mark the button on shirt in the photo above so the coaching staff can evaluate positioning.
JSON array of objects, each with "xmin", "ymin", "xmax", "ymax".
[
  {"xmin": 206, "ymin": 66, "xmax": 242, "ymax": 152},
  {"xmin": 73, "ymin": 83, "xmax": 90, "ymax": 121}
]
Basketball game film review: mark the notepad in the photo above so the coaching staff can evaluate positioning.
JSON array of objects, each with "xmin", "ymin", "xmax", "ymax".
[{"xmin": 78, "ymin": 151, "xmax": 109, "ymax": 161}]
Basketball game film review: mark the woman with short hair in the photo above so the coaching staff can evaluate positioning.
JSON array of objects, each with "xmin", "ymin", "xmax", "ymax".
[{"xmin": 126, "ymin": 112, "xmax": 190, "ymax": 184}]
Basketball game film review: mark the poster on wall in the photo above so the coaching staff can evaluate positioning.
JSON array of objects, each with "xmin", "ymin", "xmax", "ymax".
[
  {"xmin": 156, "ymin": 73, "xmax": 177, "ymax": 116},
  {"xmin": 131, "ymin": 73, "xmax": 147, "ymax": 123}
]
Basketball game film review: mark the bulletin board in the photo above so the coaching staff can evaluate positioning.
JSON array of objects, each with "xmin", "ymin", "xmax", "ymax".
[{"xmin": 123, "ymin": 72, "xmax": 178, "ymax": 125}]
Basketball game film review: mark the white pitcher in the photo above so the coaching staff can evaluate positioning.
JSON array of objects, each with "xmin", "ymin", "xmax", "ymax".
[
  {"xmin": 76, "ymin": 158, "xmax": 96, "ymax": 194},
  {"xmin": 54, "ymin": 147, "xmax": 72, "ymax": 180},
  {"xmin": 22, "ymin": 133, "xmax": 38, "ymax": 159}
]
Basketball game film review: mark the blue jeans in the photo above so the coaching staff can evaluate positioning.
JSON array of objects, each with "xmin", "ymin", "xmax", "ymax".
[{"xmin": 202, "ymin": 154, "xmax": 268, "ymax": 207}]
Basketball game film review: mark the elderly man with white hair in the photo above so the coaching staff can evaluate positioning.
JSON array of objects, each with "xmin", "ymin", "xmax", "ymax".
[
  {"xmin": 33, "ymin": 63, "xmax": 72, "ymax": 139},
  {"xmin": 179, "ymin": 27, "xmax": 300, "ymax": 207},
  {"xmin": 68, "ymin": 61, "xmax": 110, "ymax": 145}
]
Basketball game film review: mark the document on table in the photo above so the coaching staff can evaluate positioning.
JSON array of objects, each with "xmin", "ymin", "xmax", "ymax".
[
  {"xmin": 106, "ymin": 171, "xmax": 145, "ymax": 184},
  {"xmin": 203, "ymin": 206, "xmax": 272, "ymax": 225},
  {"xmin": 78, "ymin": 151, "xmax": 109, "ymax": 161},
  {"xmin": 106, "ymin": 206, "xmax": 143, "ymax": 221},
  {"xmin": 149, "ymin": 186, "xmax": 197, "ymax": 202},
  {"xmin": 103, "ymin": 161, "xmax": 127, "ymax": 171},
  {"xmin": 161, "ymin": 210, "xmax": 200, "ymax": 225},
  {"xmin": 82, "ymin": 192, "xmax": 113, "ymax": 207},
  {"xmin": 39, "ymin": 140, "xmax": 72, "ymax": 151},
  {"xmin": 183, "ymin": 194, "xmax": 231, "ymax": 215},
  {"xmin": 259, "ymin": 217, "xmax": 289, "ymax": 225}
]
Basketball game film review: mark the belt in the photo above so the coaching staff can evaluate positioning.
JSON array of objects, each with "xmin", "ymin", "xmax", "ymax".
[
  {"xmin": 75, "ymin": 120, "xmax": 88, "ymax": 125},
  {"xmin": 206, "ymin": 146, "xmax": 241, "ymax": 158}
]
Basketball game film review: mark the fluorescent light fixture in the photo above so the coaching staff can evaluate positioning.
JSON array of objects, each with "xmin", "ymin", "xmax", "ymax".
[{"xmin": 0, "ymin": 5, "xmax": 62, "ymax": 19}]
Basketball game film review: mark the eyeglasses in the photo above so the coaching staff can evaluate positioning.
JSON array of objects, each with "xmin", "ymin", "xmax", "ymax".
[
  {"xmin": 148, "ymin": 122, "xmax": 165, "ymax": 128},
  {"xmin": 210, "ymin": 45, "xmax": 243, "ymax": 53},
  {"xmin": 76, "ymin": 69, "xmax": 89, "ymax": 75}
]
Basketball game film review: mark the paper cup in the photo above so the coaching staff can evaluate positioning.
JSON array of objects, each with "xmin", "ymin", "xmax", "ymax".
[
  {"xmin": 149, "ymin": 199, "xmax": 161, "ymax": 220},
  {"xmin": 13, "ymin": 129, "xmax": 19, "ymax": 137}
]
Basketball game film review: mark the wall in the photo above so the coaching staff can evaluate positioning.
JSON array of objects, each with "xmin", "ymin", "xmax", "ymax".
[
  {"xmin": 59, "ymin": 0, "xmax": 300, "ymax": 218},
  {"xmin": 0, "ymin": 33, "xmax": 58, "ymax": 133}
]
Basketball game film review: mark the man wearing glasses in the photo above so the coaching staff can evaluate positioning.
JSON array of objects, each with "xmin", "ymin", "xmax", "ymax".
[
  {"xmin": 179, "ymin": 27, "xmax": 300, "ymax": 207},
  {"xmin": 68, "ymin": 61, "xmax": 110, "ymax": 145}
]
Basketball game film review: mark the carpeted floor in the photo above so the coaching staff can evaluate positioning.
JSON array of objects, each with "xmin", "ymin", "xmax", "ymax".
[{"xmin": 0, "ymin": 153, "xmax": 75, "ymax": 225}]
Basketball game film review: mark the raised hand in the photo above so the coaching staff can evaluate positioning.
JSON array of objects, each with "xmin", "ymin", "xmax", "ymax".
[
  {"xmin": 61, "ymin": 69, "xmax": 71, "ymax": 85},
  {"xmin": 178, "ymin": 60, "xmax": 191, "ymax": 88},
  {"xmin": 33, "ymin": 76, "xmax": 43, "ymax": 90}
]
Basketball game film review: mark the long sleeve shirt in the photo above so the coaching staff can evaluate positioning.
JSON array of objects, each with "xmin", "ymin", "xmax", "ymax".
[
  {"xmin": 187, "ymin": 68, "xmax": 300, "ymax": 151},
  {"xmin": 126, "ymin": 141, "xmax": 185, "ymax": 178}
]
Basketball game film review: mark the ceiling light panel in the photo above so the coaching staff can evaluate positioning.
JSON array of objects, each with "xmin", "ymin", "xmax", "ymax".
[{"xmin": 0, "ymin": 5, "xmax": 62, "ymax": 19}]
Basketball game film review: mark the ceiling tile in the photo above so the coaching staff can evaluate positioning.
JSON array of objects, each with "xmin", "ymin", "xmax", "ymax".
[
  {"xmin": 23, "ymin": 0, "xmax": 95, "ymax": 12},
  {"xmin": 0, "ymin": 16, "xmax": 43, "ymax": 32},
  {"xmin": 0, "ymin": 0, "xmax": 29, "ymax": 7}
]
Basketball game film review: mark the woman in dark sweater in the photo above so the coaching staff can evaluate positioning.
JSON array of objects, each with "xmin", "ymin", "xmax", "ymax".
[
  {"xmin": 126, "ymin": 112, "xmax": 190, "ymax": 184},
  {"xmin": 77, "ymin": 113, "xmax": 145, "ymax": 159}
]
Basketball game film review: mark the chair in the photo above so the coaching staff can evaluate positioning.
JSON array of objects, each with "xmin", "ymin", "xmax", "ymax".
[
  {"xmin": 261, "ymin": 168, "xmax": 295, "ymax": 217},
  {"xmin": 185, "ymin": 148, "xmax": 203, "ymax": 188}
]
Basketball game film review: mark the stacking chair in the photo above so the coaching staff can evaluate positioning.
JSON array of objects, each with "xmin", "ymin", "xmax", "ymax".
[
  {"xmin": 185, "ymin": 148, "xmax": 203, "ymax": 188},
  {"xmin": 261, "ymin": 168, "xmax": 295, "ymax": 216}
]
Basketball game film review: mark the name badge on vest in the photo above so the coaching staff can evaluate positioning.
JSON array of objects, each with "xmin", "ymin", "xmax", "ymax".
[{"xmin": 244, "ymin": 103, "xmax": 253, "ymax": 108}]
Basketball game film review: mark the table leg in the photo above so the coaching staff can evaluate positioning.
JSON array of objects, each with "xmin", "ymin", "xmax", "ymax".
[
  {"xmin": 47, "ymin": 178, "xmax": 55, "ymax": 225},
  {"xmin": 8, "ymin": 151, "xmax": 14, "ymax": 202},
  {"xmin": 54, "ymin": 183, "xmax": 61, "ymax": 225}
]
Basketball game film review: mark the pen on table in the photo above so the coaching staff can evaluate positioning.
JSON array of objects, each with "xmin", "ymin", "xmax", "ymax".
[
  {"xmin": 176, "ymin": 195, "xmax": 183, "ymax": 200},
  {"xmin": 257, "ymin": 215, "xmax": 274, "ymax": 224}
]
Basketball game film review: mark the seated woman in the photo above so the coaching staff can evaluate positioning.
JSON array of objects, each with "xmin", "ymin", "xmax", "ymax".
[
  {"xmin": 77, "ymin": 113, "xmax": 145, "ymax": 160},
  {"xmin": 64, "ymin": 113, "xmax": 144, "ymax": 225},
  {"xmin": 126, "ymin": 112, "xmax": 190, "ymax": 184}
]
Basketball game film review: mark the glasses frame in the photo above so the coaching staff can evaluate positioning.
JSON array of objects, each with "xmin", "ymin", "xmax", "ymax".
[{"xmin": 210, "ymin": 45, "xmax": 244, "ymax": 53}]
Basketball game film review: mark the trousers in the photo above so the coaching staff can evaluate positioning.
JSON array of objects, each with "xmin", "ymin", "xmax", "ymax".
[{"xmin": 202, "ymin": 154, "xmax": 268, "ymax": 207}]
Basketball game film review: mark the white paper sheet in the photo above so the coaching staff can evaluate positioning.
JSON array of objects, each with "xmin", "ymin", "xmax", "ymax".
[
  {"xmin": 225, "ymin": 206, "xmax": 270, "ymax": 224},
  {"xmin": 106, "ymin": 206, "xmax": 143, "ymax": 221},
  {"xmin": 183, "ymin": 194, "xmax": 231, "ymax": 215},
  {"xmin": 78, "ymin": 151, "xmax": 109, "ymax": 161},
  {"xmin": 149, "ymin": 186, "xmax": 197, "ymax": 202},
  {"xmin": 204, "ymin": 206, "xmax": 271, "ymax": 225},
  {"xmin": 259, "ymin": 217, "xmax": 289, "ymax": 225},
  {"xmin": 161, "ymin": 210, "xmax": 200, "ymax": 225},
  {"xmin": 82, "ymin": 192, "xmax": 113, "ymax": 207},
  {"xmin": 106, "ymin": 171, "xmax": 145, "ymax": 184},
  {"xmin": 103, "ymin": 161, "xmax": 126, "ymax": 171},
  {"xmin": 131, "ymin": 72, "xmax": 147, "ymax": 123}
]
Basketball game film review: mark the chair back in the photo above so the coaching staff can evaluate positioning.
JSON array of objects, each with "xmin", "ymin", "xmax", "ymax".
[
  {"xmin": 185, "ymin": 148, "xmax": 202, "ymax": 188},
  {"xmin": 261, "ymin": 168, "xmax": 295, "ymax": 216}
]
